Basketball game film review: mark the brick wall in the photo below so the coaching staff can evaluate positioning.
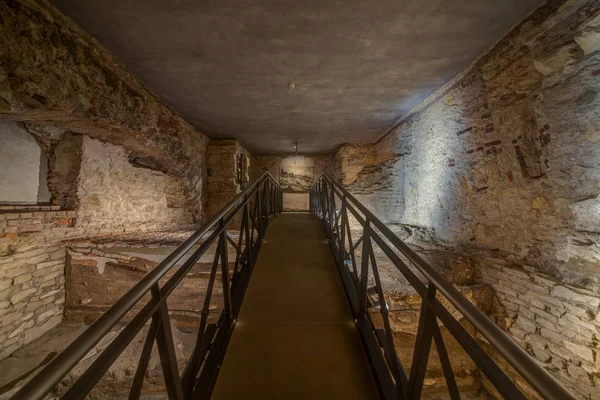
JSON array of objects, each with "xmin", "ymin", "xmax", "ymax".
[
  {"xmin": 478, "ymin": 259, "xmax": 600, "ymax": 397},
  {"xmin": 0, "ymin": 206, "xmax": 71, "ymax": 359}
]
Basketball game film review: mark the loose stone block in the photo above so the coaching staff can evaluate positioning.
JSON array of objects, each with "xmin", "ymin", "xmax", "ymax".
[{"xmin": 563, "ymin": 341, "xmax": 595, "ymax": 363}]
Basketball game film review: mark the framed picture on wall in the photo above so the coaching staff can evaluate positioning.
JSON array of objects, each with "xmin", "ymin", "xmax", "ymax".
[{"xmin": 280, "ymin": 165, "xmax": 313, "ymax": 193}]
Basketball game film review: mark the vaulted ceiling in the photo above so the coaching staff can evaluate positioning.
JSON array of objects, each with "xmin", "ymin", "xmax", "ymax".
[{"xmin": 52, "ymin": 0, "xmax": 544, "ymax": 154}]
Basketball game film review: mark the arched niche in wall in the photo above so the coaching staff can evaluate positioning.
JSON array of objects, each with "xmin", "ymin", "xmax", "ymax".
[{"xmin": 0, "ymin": 120, "xmax": 51, "ymax": 204}]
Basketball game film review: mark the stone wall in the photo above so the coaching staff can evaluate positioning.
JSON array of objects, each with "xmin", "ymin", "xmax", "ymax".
[
  {"xmin": 0, "ymin": 131, "xmax": 202, "ymax": 359},
  {"xmin": 0, "ymin": 0, "xmax": 211, "ymax": 361},
  {"xmin": 333, "ymin": 143, "xmax": 375, "ymax": 186},
  {"xmin": 205, "ymin": 139, "xmax": 252, "ymax": 220},
  {"xmin": 77, "ymin": 136, "xmax": 195, "ymax": 232},
  {"xmin": 334, "ymin": 1, "xmax": 600, "ymax": 397},
  {"xmin": 0, "ymin": 0, "xmax": 209, "ymax": 222},
  {"xmin": 478, "ymin": 258, "xmax": 600, "ymax": 397},
  {"xmin": 0, "ymin": 206, "xmax": 69, "ymax": 360}
]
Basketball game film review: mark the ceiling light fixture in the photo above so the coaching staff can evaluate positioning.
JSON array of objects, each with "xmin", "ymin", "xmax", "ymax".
[
  {"xmin": 295, "ymin": 141, "xmax": 298, "ymax": 155},
  {"xmin": 288, "ymin": 82, "xmax": 295, "ymax": 90}
]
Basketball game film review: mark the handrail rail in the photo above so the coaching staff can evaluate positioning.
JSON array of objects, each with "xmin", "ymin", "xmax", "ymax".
[
  {"xmin": 14, "ymin": 171, "xmax": 283, "ymax": 400},
  {"xmin": 310, "ymin": 172, "xmax": 574, "ymax": 400}
]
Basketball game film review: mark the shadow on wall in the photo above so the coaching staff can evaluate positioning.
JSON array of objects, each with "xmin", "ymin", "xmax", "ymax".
[
  {"xmin": 0, "ymin": 120, "xmax": 51, "ymax": 205},
  {"xmin": 346, "ymin": 100, "xmax": 469, "ymax": 236},
  {"xmin": 393, "ymin": 94, "xmax": 468, "ymax": 238}
]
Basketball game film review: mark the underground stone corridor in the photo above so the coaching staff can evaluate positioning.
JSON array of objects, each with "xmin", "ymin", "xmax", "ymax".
[{"xmin": 1, "ymin": 0, "xmax": 599, "ymax": 399}]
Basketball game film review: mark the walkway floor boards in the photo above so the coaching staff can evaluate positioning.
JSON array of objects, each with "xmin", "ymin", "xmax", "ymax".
[{"xmin": 211, "ymin": 212, "xmax": 379, "ymax": 400}]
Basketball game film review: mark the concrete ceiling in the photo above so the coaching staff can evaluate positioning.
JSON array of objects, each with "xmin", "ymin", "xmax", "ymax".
[{"xmin": 52, "ymin": 0, "xmax": 544, "ymax": 154}]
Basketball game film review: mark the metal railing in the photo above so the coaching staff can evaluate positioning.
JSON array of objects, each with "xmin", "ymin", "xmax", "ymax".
[
  {"xmin": 13, "ymin": 172, "xmax": 282, "ymax": 400},
  {"xmin": 310, "ymin": 172, "xmax": 574, "ymax": 400}
]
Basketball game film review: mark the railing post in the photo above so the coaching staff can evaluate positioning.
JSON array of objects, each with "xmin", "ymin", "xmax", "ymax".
[
  {"xmin": 329, "ymin": 183, "xmax": 338, "ymax": 241},
  {"xmin": 231, "ymin": 201, "xmax": 248, "ymax": 286},
  {"xmin": 270, "ymin": 179, "xmax": 273, "ymax": 215},
  {"xmin": 358, "ymin": 218, "xmax": 371, "ymax": 319},
  {"xmin": 243, "ymin": 194, "xmax": 253, "ymax": 266},
  {"xmin": 317, "ymin": 180, "xmax": 322, "ymax": 218},
  {"xmin": 319, "ymin": 179, "xmax": 324, "ymax": 218},
  {"xmin": 181, "ymin": 237, "xmax": 222, "ymax": 396},
  {"xmin": 311, "ymin": 183, "xmax": 316, "ymax": 216},
  {"xmin": 272, "ymin": 180, "xmax": 277, "ymax": 215},
  {"xmin": 265, "ymin": 179, "xmax": 271, "ymax": 219},
  {"xmin": 257, "ymin": 186, "xmax": 263, "ymax": 240},
  {"xmin": 368, "ymin": 250, "xmax": 407, "ymax": 398},
  {"xmin": 272, "ymin": 180, "xmax": 276, "ymax": 215},
  {"xmin": 129, "ymin": 311, "xmax": 160, "ymax": 400},
  {"xmin": 219, "ymin": 219, "xmax": 233, "ymax": 319},
  {"xmin": 431, "ymin": 322, "xmax": 460, "ymax": 400},
  {"xmin": 321, "ymin": 180, "xmax": 330, "ymax": 234},
  {"xmin": 338, "ymin": 194, "xmax": 347, "ymax": 264},
  {"xmin": 343, "ymin": 210, "xmax": 360, "ymax": 289},
  {"xmin": 311, "ymin": 182, "xmax": 315, "ymax": 215},
  {"xmin": 406, "ymin": 284, "xmax": 436, "ymax": 399},
  {"xmin": 151, "ymin": 284, "xmax": 185, "ymax": 400},
  {"xmin": 315, "ymin": 179, "xmax": 321, "ymax": 217},
  {"xmin": 262, "ymin": 182, "xmax": 267, "ymax": 229}
]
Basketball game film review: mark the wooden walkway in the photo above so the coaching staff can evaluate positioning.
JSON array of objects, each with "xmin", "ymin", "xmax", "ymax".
[{"xmin": 211, "ymin": 212, "xmax": 379, "ymax": 400}]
